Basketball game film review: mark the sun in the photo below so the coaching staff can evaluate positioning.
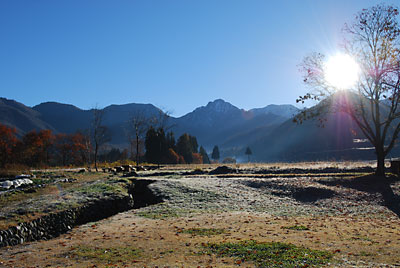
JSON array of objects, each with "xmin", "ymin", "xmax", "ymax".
[{"xmin": 324, "ymin": 53, "xmax": 360, "ymax": 89}]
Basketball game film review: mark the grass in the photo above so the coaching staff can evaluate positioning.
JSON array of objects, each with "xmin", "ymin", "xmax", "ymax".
[
  {"xmin": 0, "ymin": 172, "xmax": 132, "ymax": 230},
  {"xmin": 0, "ymin": 164, "xmax": 31, "ymax": 178},
  {"xmin": 203, "ymin": 240, "xmax": 333, "ymax": 268},
  {"xmin": 71, "ymin": 245, "xmax": 141, "ymax": 264},
  {"xmin": 283, "ymin": 225, "xmax": 310, "ymax": 231},
  {"xmin": 348, "ymin": 235, "xmax": 376, "ymax": 243},
  {"xmin": 68, "ymin": 179, "xmax": 128, "ymax": 197},
  {"xmin": 0, "ymin": 185, "xmax": 59, "ymax": 205},
  {"xmin": 135, "ymin": 203, "xmax": 200, "ymax": 219},
  {"xmin": 179, "ymin": 228, "xmax": 225, "ymax": 236}
]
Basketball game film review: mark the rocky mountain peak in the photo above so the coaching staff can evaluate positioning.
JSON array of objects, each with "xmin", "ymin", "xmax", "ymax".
[{"xmin": 205, "ymin": 99, "xmax": 238, "ymax": 114}]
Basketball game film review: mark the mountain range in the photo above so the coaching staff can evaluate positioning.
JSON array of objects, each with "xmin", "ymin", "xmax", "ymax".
[{"xmin": 0, "ymin": 97, "xmax": 392, "ymax": 162}]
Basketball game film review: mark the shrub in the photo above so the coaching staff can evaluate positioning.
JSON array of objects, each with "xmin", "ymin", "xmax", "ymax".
[{"xmin": 222, "ymin": 157, "xmax": 236, "ymax": 164}]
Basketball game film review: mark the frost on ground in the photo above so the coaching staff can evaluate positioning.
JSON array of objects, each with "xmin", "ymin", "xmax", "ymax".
[{"xmin": 0, "ymin": 163, "xmax": 399, "ymax": 267}]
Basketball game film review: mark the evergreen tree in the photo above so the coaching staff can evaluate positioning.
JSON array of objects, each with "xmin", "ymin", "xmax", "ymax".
[
  {"xmin": 199, "ymin": 146, "xmax": 210, "ymax": 164},
  {"xmin": 189, "ymin": 136, "xmax": 198, "ymax": 153},
  {"xmin": 211, "ymin": 145, "xmax": 220, "ymax": 162},
  {"xmin": 176, "ymin": 133, "xmax": 193, "ymax": 163},
  {"xmin": 166, "ymin": 131, "xmax": 176, "ymax": 151},
  {"xmin": 144, "ymin": 127, "xmax": 158, "ymax": 164},
  {"xmin": 245, "ymin": 146, "xmax": 252, "ymax": 162},
  {"xmin": 144, "ymin": 127, "xmax": 167, "ymax": 165}
]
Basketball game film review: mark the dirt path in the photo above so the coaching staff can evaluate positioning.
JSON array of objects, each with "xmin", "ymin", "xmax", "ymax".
[{"xmin": 0, "ymin": 169, "xmax": 400, "ymax": 267}]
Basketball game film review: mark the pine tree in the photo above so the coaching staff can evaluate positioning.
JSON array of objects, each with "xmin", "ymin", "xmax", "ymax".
[
  {"xmin": 199, "ymin": 146, "xmax": 210, "ymax": 164},
  {"xmin": 176, "ymin": 133, "xmax": 193, "ymax": 163},
  {"xmin": 144, "ymin": 127, "xmax": 166, "ymax": 165},
  {"xmin": 211, "ymin": 145, "xmax": 220, "ymax": 162},
  {"xmin": 245, "ymin": 146, "xmax": 252, "ymax": 162}
]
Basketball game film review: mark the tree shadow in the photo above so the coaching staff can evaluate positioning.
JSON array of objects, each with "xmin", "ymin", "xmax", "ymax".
[
  {"xmin": 292, "ymin": 187, "xmax": 335, "ymax": 203},
  {"xmin": 243, "ymin": 180, "xmax": 335, "ymax": 203},
  {"xmin": 319, "ymin": 175, "xmax": 400, "ymax": 218}
]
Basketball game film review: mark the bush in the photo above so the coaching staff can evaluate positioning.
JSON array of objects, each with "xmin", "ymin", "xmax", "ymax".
[
  {"xmin": 222, "ymin": 157, "xmax": 236, "ymax": 164},
  {"xmin": 191, "ymin": 153, "xmax": 203, "ymax": 164},
  {"xmin": 164, "ymin": 149, "xmax": 179, "ymax": 164}
]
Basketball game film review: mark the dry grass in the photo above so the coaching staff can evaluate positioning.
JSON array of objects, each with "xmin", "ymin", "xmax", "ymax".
[
  {"xmin": 0, "ymin": 162, "xmax": 399, "ymax": 267},
  {"xmin": 0, "ymin": 171, "xmax": 130, "ymax": 230}
]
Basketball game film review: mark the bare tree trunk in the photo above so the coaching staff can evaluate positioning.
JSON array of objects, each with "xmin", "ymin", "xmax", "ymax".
[
  {"xmin": 94, "ymin": 143, "xmax": 98, "ymax": 172},
  {"xmin": 376, "ymin": 146, "xmax": 386, "ymax": 177},
  {"xmin": 136, "ymin": 134, "xmax": 140, "ymax": 167}
]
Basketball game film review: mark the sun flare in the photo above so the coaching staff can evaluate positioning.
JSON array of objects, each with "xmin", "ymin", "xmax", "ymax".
[{"xmin": 324, "ymin": 53, "xmax": 360, "ymax": 89}]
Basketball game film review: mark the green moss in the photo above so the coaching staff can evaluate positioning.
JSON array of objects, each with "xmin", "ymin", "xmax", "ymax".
[
  {"xmin": 179, "ymin": 228, "xmax": 225, "ymax": 236},
  {"xmin": 31, "ymin": 177, "xmax": 55, "ymax": 185},
  {"xmin": 69, "ymin": 181, "xmax": 127, "ymax": 196},
  {"xmin": 203, "ymin": 240, "xmax": 333, "ymax": 268},
  {"xmin": 136, "ymin": 205, "xmax": 199, "ymax": 219},
  {"xmin": 348, "ymin": 235, "xmax": 376, "ymax": 243}
]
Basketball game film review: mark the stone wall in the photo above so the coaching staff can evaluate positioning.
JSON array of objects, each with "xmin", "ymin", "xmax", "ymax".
[{"xmin": 0, "ymin": 195, "xmax": 134, "ymax": 248}]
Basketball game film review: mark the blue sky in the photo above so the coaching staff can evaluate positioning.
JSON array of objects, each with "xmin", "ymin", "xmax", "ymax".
[{"xmin": 0, "ymin": 0, "xmax": 397, "ymax": 116}]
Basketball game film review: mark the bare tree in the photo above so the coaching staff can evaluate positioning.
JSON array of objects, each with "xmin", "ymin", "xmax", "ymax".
[
  {"xmin": 127, "ymin": 111, "xmax": 148, "ymax": 167},
  {"xmin": 150, "ymin": 108, "xmax": 175, "ymax": 132},
  {"xmin": 92, "ymin": 107, "xmax": 110, "ymax": 171},
  {"xmin": 297, "ymin": 4, "xmax": 400, "ymax": 176}
]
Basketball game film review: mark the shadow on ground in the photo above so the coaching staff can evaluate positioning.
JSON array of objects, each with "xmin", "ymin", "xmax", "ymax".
[
  {"xmin": 130, "ymin": 180, "xmax": 164, "ymax": 209},
  {"xmin": 319, "ymin": 175, "xmax": 400, "ymax": 218},
  {"xmin": 243, "ymin": 180, "xmax": 336, "ymax": 203}
]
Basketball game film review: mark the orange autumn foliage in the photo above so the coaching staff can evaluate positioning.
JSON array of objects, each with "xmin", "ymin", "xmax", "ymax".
[{"xmin": 0, "ymin": 123, "xmax": 17, "ymax": 167}]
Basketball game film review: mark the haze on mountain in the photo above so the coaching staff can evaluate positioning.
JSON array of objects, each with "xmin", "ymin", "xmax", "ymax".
[{"xmin": 2, "ymin": 96, "xmax": 398, "ymax": 162}]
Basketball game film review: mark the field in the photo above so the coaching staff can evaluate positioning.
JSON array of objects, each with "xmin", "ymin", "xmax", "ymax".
[{"xmin": 0, "ymin": 162, "xmax": 399, "ymax": 267}]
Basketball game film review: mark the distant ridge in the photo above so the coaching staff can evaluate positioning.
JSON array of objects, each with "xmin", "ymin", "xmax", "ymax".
[
  {"xmin": 0, "ymin": 98, "xmax": 55, "ymax": 135},
  {"xmin": 2, "ymin": 96, "xmax": 387, "ymax": 161}
]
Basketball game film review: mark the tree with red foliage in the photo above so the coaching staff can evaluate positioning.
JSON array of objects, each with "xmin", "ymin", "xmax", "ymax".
[
  {"xmin": 55, "ymin": 133, "xmax": 72, "ymax": 166},
  {"xmin": 38, "ymin": 130, "xmax": 55, "ymax": 165},
  {"xmin": 191, "ymin": 153, "xmax": 203, "ymax": 164},
  {"xmin": 19, "ymin": 130, "xmax": 55, "ymax": 167},
  {"xmin": 164, "ymin": 148, "xmax": 179, "ymax": 164},
  {"xmin": 0, "ymin": 123, "xmax": 17, "ymax": 167},
  {"xmin": 70, "ymin": 132, "xmax": 88, "ymax": 165}
]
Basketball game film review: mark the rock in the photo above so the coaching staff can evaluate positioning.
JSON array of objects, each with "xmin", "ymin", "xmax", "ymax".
[
  {"xmin": 12, "ymin": 178, "xmax": 33, "ymax": 189},
  {"xmin": 15, "ymin": 174, "xmax": 32, "ymax": 179},
  {"xmin": 58, "ymin": 178, "xmax": 77, "ymax": 183},
  {"xmin": 191, "ymin": 169, "xmax": 206, "ymax": 175},
  {"xmin": 114, "ymin": 166, "xmax": 124, "ymax": 172},
  {"xmin": 209, "ymin": 166, "xmax": 238, "ymax": 175},
  {"xmin": 123, "ymin": 171, "xmax": 138, "ymax": 177},
  {"xmin": 12, "ymin": 180, "xmax": 22, "ymax": 188},
  {"xmin": 136, "ymin": 166, "xmax": 146, "ymax": 171},
  {"xmin": 0, "ymin": 190, "xmax": 139, "ymax": 248},
  {"xmin": 21, "ymin": 178, "xmax": 33, "ymax": 185},
  {"xmin": 1, "ymin": 180, "xmax": 13, "ymax": 189},
  {"xmin": 122, "ymin": 165, "xmax": 133, "ymax": 172}
]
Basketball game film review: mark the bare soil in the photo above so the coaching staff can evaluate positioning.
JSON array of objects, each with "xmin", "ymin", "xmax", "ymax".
[{"xmin": 0, "ymin": 162, "xmax": 399, "ymax": 268}]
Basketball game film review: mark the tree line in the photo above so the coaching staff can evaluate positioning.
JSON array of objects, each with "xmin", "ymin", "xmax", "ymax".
[
  {"xmin": 0, "ymin": 123, "xmax": 214, "ymax": 169},
  {"xmin": 0, "ymin": 115, "xmax": 215, "ymax": 170},
  {"xmin": 0, "ymin": 106, "xmax": 253, "ymax": 168},
  {"xmin": 144, "ymin": 127, "xmax": 210, "ymax": 165},
  {"xmin": 0, "ymin": 124, "xmax": 91, "ymax": 168}
]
